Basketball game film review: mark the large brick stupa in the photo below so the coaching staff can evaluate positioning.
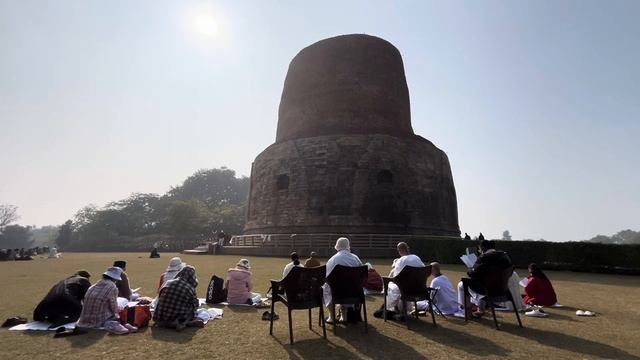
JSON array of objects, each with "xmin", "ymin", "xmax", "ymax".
[{"xmin": 244, "ymin": 34, "xmax": 460, "ymax": 236}]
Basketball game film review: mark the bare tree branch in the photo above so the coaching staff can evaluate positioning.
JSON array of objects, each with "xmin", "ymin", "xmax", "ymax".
[{"xmin": 0, "ymin": 204, "xmax": 19, "ymax": 229}]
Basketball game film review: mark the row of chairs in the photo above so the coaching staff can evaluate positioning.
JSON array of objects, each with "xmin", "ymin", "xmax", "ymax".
[{"xmin": 269, "ymin": 264, "xmax": 522, "ymax": 344}]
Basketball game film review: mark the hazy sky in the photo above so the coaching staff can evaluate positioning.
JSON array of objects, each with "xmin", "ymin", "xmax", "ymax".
[{"xmin": 1, "ymin": 0, "xmax": 638, "ymax": 241}]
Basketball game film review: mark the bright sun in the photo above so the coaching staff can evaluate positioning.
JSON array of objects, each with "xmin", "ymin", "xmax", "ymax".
[{"xmin": 194, "ymin": 13, "xmax": 219, "ymax": 37}]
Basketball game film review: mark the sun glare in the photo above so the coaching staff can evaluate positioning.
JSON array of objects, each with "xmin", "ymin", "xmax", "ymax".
[{"xmin": 194, "ymin": 13, "xmax": 218, "ymax": 37}]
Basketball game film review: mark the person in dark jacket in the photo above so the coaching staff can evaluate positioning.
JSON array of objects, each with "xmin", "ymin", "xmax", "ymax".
[
  {"xmin": 33, "ymin": 270, "xmax": 92, "ymax": 327},
  {"xmin": 458, "ymin": 240, "xmax": 513, "ymax": 316},
  {"xmin": 467, "ymin": 241, "xmax": 513, "ymax": 283}
]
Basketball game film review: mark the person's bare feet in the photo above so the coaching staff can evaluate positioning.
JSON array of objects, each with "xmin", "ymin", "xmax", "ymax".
[{"xmin": 123, "ymin": 323, "xmax": 138, "ymax": 333}]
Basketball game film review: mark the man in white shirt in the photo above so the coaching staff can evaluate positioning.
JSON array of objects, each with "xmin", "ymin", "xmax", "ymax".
[
  {"xmin": 416, "ymin": 262, "xmax": 460, "ymax": 314},
  {"xmin": 323, "ymin": 237, "xmax": 363, "ymax": 323},
  {"xmin": 386, "ymin": 242, "xmax": 425, "ymax": 313}
]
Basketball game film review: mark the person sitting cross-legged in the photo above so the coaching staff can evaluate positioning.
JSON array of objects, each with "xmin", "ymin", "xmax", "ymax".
[
  {"xmin": 77, "ymin": 267, "xmax": 136, "ymax": 334},
  {"xmin": 113, "ymin": 260, "xmax": 137, "ymax": 300},
  {"xmin": 158, "ymin": 257, "xmax": 186, "ymax": 293},
  {"xmin": 154, "ymin": 265, "xmax": 205, "ymax": 330},
  {"xmin": 226, "ymin": 259, "xmax": 262, "ymax": 305},
  {"xmin": 416, "ymin": 262, "xmax": 460, "ymax": 315},
  {"xmin": 33, "ymin": 270, "xmax": 92, "ymax": 327},
  {"xmin": 524, "ymin": 263, "xmax": 558, "ymax": 307}
]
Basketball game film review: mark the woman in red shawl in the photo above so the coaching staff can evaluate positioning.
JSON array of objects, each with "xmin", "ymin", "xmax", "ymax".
[{"xmin": 524, "ymin": 263, "xmax": 558, "ymax": 306}]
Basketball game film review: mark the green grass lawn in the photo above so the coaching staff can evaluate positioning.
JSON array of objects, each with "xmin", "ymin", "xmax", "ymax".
[{"xmin": 1, "ymin": 252, "xmax": 639, "ymax": 360}]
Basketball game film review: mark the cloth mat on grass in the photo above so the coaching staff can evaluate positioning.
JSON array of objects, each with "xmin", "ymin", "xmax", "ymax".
[
  {"xmin": 205, "ymin": 298, "xmax": 269, "ymax": 308},
  {"xmin": 9, "ymin": 321, "xmax": 77, "ymax": 331}
]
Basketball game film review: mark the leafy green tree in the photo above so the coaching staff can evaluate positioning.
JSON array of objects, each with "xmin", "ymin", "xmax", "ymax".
[
  {"xmin": 107, "ymin": 193, "xmax": 161, "ymax": 236},
  {"xmin": 168, "ymin": 167, "xmax": 249, "ymax": 208},
  {"xmin": 502, "ymin": 230, "xmax": 512, "ymax": 241},
  {"xmin": 73, "ymin": 205, "xmax": 98, "ymax": 230},
  {"xmin": 56, "ymin": 220, "xmax": 73, "ymax": 249},
  {"xmin": 0, "ymin": 224, "xmax": 33, "ymax": 248},
  {"xmin": 612, "ymin": 229, "xmax": 640, "ymax": 244},
  {"xmin": 588, "ymin": 234, "xmax": 613, "ymax": 244},
  {"xmin": 587, "ymin": 231, "xmax": 640, "ymax": 244},
  {"xmin": 210, "ymin": 203, "xmax": 247, "ymax": 236},
  {"xmin": 167, "ymin": 199, "xmax": 211, "ymax": 238},
  {"xmin": 64, "ymin": 167, "xmax": 251, "ymax": 250}
]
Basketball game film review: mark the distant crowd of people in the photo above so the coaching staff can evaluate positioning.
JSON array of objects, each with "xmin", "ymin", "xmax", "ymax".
[{"xmin": 0, "ymin": 246, "xmax": 59, "ymax": 261}]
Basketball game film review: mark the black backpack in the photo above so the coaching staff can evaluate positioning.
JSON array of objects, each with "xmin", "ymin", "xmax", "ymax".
[{"xmin": 206, "ymin": 275, "xmax": 227, "ymax": 304}]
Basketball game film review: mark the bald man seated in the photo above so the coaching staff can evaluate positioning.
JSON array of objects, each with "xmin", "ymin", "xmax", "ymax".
[
  {"xmin": 385, "ymin": 242, "xmax": 425, "ymax": 317},
  {"xmin": 416, "ymin": 262, "xmax": 460, "ymax": 315}
]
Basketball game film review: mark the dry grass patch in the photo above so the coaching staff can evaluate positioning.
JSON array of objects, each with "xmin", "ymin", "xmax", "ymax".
[{"xmin": 0, "ymin": 253, "xmax": 639, "ymax": 360}]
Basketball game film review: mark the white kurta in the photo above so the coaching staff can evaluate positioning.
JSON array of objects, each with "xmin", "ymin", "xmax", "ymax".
[
  {"xmin": 323, "ymin": 250, "xmax": 363, "ymax": 306},
  {"xmin": 416, "ymin": 274, "xmax": 460, "ymax": 314},
  {"xmin": 386, "ymin": 254, "xmax": 425, "ymax": 311},
  {"xmin": 390, "ymin": 254, "xmax": 425, "ymax": 277}
]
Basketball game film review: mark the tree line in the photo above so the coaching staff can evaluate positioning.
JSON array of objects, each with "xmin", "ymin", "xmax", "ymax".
[
  {"xmin": 1, "ymin": 167, "xmax": 249, "ymax": 251},
  {"xmin": 2, "ymin": 169, "xmax": 639, "ymax": 250},
  {"xmin": 586, "ymin": 229, "xmax": 640, "ymax": 245}
]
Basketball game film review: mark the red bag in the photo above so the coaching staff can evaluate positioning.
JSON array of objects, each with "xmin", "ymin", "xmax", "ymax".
[
  {"xmin": 365, "ymin": 269, "xmax": 383, "ymax": 292},
  {"xmin": 119, "ymin": 305, "xmax": 151, "ymax": 328}
]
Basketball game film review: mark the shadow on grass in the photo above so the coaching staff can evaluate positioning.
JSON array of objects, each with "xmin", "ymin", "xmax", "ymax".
[
  {"xmin": 149, "ymin": 324, "xmax": 198, "ymax": 343},
  {"xmin": 279, "ymin": 338, "xmax": 355, "ymax": 360},
  {"xmin": 271, "ymin": 319, "xmax": 427, "ymax": 359},
  {"xmin": 501, "ymin": 323, "xmax": 640, "ymax": 359},
  {"xmin": 225, "ymin": 306, "xmax": 259, "ymax": 314},
  {"xmin": 537, "ymin": 311, "xmax": 576, "ymax": 322},
  {"xmin": 399, "ymin": 318, "xmax": 512, "ymax": 357},
  {"xmin": 339, "ymin": 326, "xmax": 428, "ymax": 359},
  {"xmin": 23, "ymin": 328, "xmax": 106, "ymax": 348}
]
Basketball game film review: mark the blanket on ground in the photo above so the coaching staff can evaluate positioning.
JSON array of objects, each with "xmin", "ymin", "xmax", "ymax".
[{"xmin": 9, "ymin": 321, "xmax": 76, "ymax": 331}]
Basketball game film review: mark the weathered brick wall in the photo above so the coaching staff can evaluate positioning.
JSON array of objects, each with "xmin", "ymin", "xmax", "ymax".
[
  {"xmin": 244, "ymin": 134, "xmax": 459, "ymax": 236},
  {"xmin": 277, "ymin": 34, "xmax": 413, "ymax": 142}
]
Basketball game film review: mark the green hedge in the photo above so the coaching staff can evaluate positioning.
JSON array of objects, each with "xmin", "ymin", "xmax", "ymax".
[{"xmin": 406, "ymin": 238, "xmax": 640, "ymax": 275}]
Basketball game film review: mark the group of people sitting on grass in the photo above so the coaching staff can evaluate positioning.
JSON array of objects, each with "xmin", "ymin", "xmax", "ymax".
[
  {"xmin": 0, "ymin": 246, "xmax": 55, "ymax": 261},
  {"xmin": 30, "ymin": 236, "xmax": 558, "ymax": 333},
  {"xmin": 1, "ymin": 246, "xmax": 63, "ymax": 261},
  {"xmin": 31, "ymin": 255, "xmax": 272, "ymax": 334},
  {"xmin": 32, "ymin": 260, "xmax": 145, "ymax": 334}
]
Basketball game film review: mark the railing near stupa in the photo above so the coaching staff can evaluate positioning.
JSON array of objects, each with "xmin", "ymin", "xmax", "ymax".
[{"xmin": 229, "ymin": 233, "xmax": 458, "ymax": 250}]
